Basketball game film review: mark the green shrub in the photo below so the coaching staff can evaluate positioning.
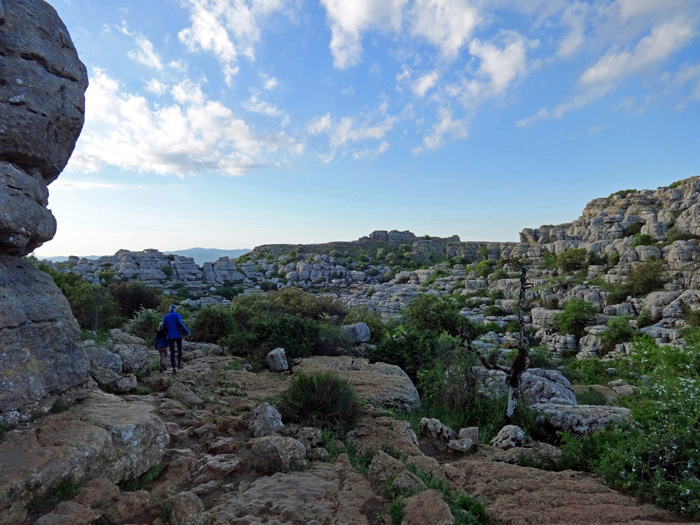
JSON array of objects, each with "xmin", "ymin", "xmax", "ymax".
[
  {"xmin": 108, "ymin": 282, "xmax": 162, "ymax": 319},
  {"xmin": 573, "ymin": 387, "xmax": 610, "ymax": 405},
  {"xmin": 610, "ymin": 189, "xmax": 637, "ymax": 199},
  {"xmin": 587, "ymin": 251, "xmax": 607, "ymax": 266},
  {"xmin": 402, "ymin": 295, "xmax": 461, "ymax": 336},
  {"xmin": 160, "ymin": 265, "xmax": 174, "ymax": 278},
  {"xmin": 490, "ymin": 269, "xmax": 507, "ymax": 281},
  {"xmin": 629, "ymin": 336, "xmax": 700, "ymax": 377},
  {"xmin": 279, "ymin": 372, "xmax": 359, "ymax": 430},
  {"xmin": 271, "ymin": 288, "xmax": 347, "ymax": 321},
  {"xmin": 474, "ymin": 260, "xmax": 497, "ymax": 277},
  {"xmin": 542, "ymin": 251, "xmax": 558, "ymax": 270},
  {"xmin": 120, "ymin": 464, "xmax": 164, "ymax": 492},
  {"xmin": 666, "ymin": 226, "xmax": 700, "ymax": 244},
  {"xmin": 48, "ymin": 271, "xmax": 123, "ymax": 331},
  {"xmin": 623, "ymin": 222, "xmax": 643, "ymax": 237},
  {"xmin": 190, "ymin": 305, "xmax": 235, "ymax": 344},
  {"xmin": 599, "ymin": 316, "xmax": 637, "ymax": 354},
  {"xmin": 627, "ymin": 259, "xmax": 665, "ymax": 296},
  {"xmin": 633, "ymin": 234, "xmax": 656, "ymax": 247},
  {"xmin": 126, "ymin": 307, "xmax": 162, "ymax": 341},
  {"xmin": 558, "ymin": 248, "xmax": 588, "ymax": 272},
  {"xmin": 561, "ymin": 377, "xmax": 700, "ymax": 519},
  {"xmin": 560, "ymin": 357, "xmax": 629, "ymax": 385},
  {"xmin": 554, "ymin": 298, "xmax": 596, "ymax": 338},
  {"xmin": 529, "ymin": 344, "xmax": 554, "ymax": 368},
  {"xmin": 483, "ymin": 305, "xmax": 503, "ymax": 316},
  {"xmin": 607, "ymin": 253, "xmax": 620, "ymax": 266},
  {"xmin": 368, "ymin": 330, "xmax": 454, "ymax": 381},
  {"xmin": 637, "ymin": 308, "xmax": 655, "ymax": 328},
  {"xmin": 344, "ymin": 306, "xmax": 387, "ymax": 344},
  {"xmin": 28, "ymin": 479, "xmax": 78, "ymax": 516}
]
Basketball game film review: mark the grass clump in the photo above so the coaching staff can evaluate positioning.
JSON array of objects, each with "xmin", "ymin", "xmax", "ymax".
[
  {"xmin": 119, "ymin": 464, "xmax": 164, "ymax": 492},
  {"xmin": 280, "ymin": 372, "xmax": 359, "ymax": 431},
  {"xmin": 27, "ymin": 479, "xmax": 79, "ymax": 515}
]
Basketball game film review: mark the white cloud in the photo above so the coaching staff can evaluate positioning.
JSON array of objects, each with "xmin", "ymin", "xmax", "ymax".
[
  {"xmin": 579, "ymin": 18, "xmax": 695, "ymax": 91},
  {"xmin": 146, "ymin": 79, "xmax": 168, "ymax": 95},
  {"xmin": 51, "ymin": 180, "xmax": 145, "ymax": 191},
  {"xmin": 617, "ymin": 0, "xmax": 696, "ymax": 21},
  {"xmin": 413, "ymin": 107, "xmax": 466, "ymax": 154},
  {"xmin": 353, "ymin": 141, "xmax": 390, "ymax": 159},
  {"xmin": 128, "ymin": 35, "xmax": 163, "ymax": 70},
  {"xmin": 557, "ymin": 2, "xmax": 589, "ymax": 57},
  {"xmin": 469, "ymin": 31, "xmax": 530, "ymax": 96},
  {"xmin": 410, "ymin": 0, "xmax": 481, "ymax": 59},
  {"xmin": 261, "ymin": 73, "xmax": 279, "ymax": 91},
  {"xmin": 178, "ymin": 0, "xmax": 287, "ymax": 82},
  {"xmin": 308, "ymin": 104, "xmax": 398, "ymax": 161},
  {"xmin": 242, "ymin": 95, "xmax": 284, "ymax": 117},
  {"xmin": 67, "ymin": 68, "xmax": 302, "ymax": 177},
  {"xmin": 515, "ymin": 107, "xmax": 549, "ymax": 127},
  {"xmin": 674, "ymin": 62, "xmax": 700, "ymax": 108},
  {"xmin": 320, "ymin": 0, "xmax": 407, "ymax": 68},
  {"xmin": 412, "ymin": 71, "xmax": 439, "ymax": 97}
]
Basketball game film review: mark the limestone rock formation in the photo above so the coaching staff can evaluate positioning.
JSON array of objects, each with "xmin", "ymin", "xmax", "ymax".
[
  {"xmin": 531, "ymin": 403, "xmax": 631, "ymax": 435},
  {"xmin": 293, "ymin": 355, "xmax": 421, "ymax": 411},
  {"xmin": 0, "ymin": 391, "xmax": 168, "ymax": 524},
  {"xmin": 0, "ymin": 0, "xmax": 89, "ymax": 422}
]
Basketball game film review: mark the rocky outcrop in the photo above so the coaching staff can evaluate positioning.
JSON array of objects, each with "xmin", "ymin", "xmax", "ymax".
[
  {"xmin": 473, "ymin": 367, "xmax": 577, "ymax": 406},
  {"xmin": 0, "ymin": 258, "xmax": 88, "ymax": 422},
  {"xmin": 0, "ymin": 0, "xmax": 89, "ymax": 422},
  {"xmin": 531, "ymin": 403, "xmax": 631, "ymax": 435},
  {"xmin": 207, "ymin": 456, "xmax": 384, "ymax": 524},
  {"xmin": 0, "ymin": 391, "xmax": 168, "ymax": 524},
  {"xmin": 293, "ymin": 356, "xmax": 421, "ymax": 411}
]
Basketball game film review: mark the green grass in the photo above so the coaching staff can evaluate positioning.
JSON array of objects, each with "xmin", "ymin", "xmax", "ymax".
[
  {"xmin": 119, "ymin": 464, "xmax": 164, "ymax": 492},
  {"xmin": 27, "ymin": 480, "xmax": 78, "ymax": 515}
]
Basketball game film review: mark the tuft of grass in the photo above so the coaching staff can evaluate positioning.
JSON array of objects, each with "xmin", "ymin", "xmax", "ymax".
[
  {"xmin": 27, "ymin": 480, "xmax": 78, "ymax": 516},
  {"xmin": 279, "ymin": 372, "xmax": 359, "ymax": 431},
  {"xmin": 119, "ymin": 464, "xmax": 164, "ymax": 492}
]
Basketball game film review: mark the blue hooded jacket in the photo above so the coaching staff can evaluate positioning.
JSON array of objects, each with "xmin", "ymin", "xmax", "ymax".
[{"xmin": 162, "ymin": 311, "xmax": 190, "ymax": 340}]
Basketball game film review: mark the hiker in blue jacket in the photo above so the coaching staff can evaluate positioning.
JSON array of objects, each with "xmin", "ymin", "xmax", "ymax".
[
  {"xmin": 154, "ymin": 322, "xmax": 169, "ymax": 373},
  {"xmin": 162, "ymin": 304, "xmax": 190, "ymax": 374}
]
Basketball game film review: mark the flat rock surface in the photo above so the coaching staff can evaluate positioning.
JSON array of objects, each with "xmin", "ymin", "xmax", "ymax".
[
  {"xmin": 294, "ymin": 356, "xmax": 421, "ymax": 411},
  {"xmin": 0, "ymin": 391, "xmax": 168, "ymax": 525},
  {"xmin": 444, "ymin": 457, "xmax": 686, "ymax": 525}
]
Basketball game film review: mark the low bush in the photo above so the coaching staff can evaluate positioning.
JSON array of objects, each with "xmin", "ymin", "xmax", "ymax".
[
  {"xmin": 554, "ymin": 298, "xmax": 596, "ymax": 338},
  {"xmin": 599, "ymin": 316, "xmax": 638, "ymax": 354},
  {"xmin": 189, "ymin": 305, "xmax": 235, "ymax": 344},
  {"xmin": 279, "ymin": 372, "xmax": 359, "ymax": 430},
  {"xmin": 558, "ymin": 248, "xmax": 588, "ymax": 272},
  {"xmin": 126, "ymin": 307, "xmax": 162, "ymax": 341},
  {"xmin": 633, "ymin": 234, "xmax": 656, "ymax": 247}
]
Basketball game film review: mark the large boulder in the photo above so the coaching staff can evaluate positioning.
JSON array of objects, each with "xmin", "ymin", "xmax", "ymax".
[
  {"xmin": 293, "ymin": 356, "xmax": 421, "ymax": 411},
  {"xmin": 0, "ymin": 391, "xmax": 169, "ymax": 524},
  {"xmin": 0, "ymin": 258, "xmax": 89, "ymax": 422},
  {"xmin": 0, "ymin": 0, "xmax": 89, "ymax": 422},
  {"xmin": 341, "ymin": 322, "xmax": 371, "ymax": 344},
  {"xmin": 472, "ymin": 367, "xmax": 577, "ymax": 406},
  {"xmin": 0, "ymin": 0, "xmax": 88, "ymax": 184},
  {"xmin": 531, "ymin": 403, "xmax": 631, "ymax": 435},
  {"xmin": 207, "ymin": 457, "xmax": 383, "ymax": 524}
]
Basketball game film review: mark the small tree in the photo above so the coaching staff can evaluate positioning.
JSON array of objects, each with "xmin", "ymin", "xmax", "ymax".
[{"xmin": 461, "ymin": 266, "xmax": 531, "ymax": 419}]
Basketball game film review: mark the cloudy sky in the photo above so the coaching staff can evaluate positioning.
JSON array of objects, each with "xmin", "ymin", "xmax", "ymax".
[{"xmin": 38, "ymin": 0, "xmax": 700, "ymax": 257}]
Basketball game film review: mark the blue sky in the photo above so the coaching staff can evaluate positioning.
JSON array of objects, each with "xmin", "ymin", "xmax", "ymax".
[{"xmin": 37, "ymin": 0, "xmax": 700, "ymax": 257}]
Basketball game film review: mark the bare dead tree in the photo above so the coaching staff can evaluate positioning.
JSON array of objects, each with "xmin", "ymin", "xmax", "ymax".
[{"xmin": 460, "ymin": 265, "xmax": 531, "ymax": 420}]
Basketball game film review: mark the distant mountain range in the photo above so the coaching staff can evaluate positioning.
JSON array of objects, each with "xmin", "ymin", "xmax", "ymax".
[{"xmin": 38, "ymin": 248, "xmax": 251, "ymax": 266}]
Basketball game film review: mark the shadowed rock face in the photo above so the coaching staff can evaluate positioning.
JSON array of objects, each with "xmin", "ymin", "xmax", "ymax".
[{"xmin": 0, "ymin": 0, "xmax": 89, "ymax": 421}]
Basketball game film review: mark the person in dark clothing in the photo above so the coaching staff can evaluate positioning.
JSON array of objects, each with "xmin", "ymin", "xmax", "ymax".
[
  {"xmin": 154, "ymin": 322, "xmax": 169, "ymax": 372},
  {"xmin": 162, "ymin": 304, "xmax": 190, "ymax": 374}
]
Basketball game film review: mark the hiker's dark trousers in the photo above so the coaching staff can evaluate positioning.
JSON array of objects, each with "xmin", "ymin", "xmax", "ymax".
[{"xmin": 168, "ymin": 338, "xmax": 183, "ymax": 370}]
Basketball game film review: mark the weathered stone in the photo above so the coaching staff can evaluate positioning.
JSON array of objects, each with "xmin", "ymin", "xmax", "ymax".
[
  {"xmin": 347, "ymin": 416, "xmax": 422, "ymax": 457},
  {"xmin": 401, "ymin": 489, "xmax": 454, "ymax": 525},
  {"xmin": 531, "ymin": 403, "xmax": 631, "ymax": 435},
  {"xmin": 0, "ymin": 0, "xmax": 88, "ymax": 183},
  {"xmin": 249, "ymin": 402, "xmax": 283, "ymax": 437},
  {"xmin": 0, "ymin": 257, "xmax": 88, "ymax": 422},
  {"xmin": 114, "ymin": 343, "xmax": 150, "ymax": 374},
  {"xmin": 490, "ymin": 425, "xmax": 526, "ymax": 450},
  {"xmin": 169, "ymin": 491, "xmax": 210, "ymax": 525},
  {"xmin": 418, "ymin": 417, "xmax": 457, "ymax": 442},
  {"xmin": 85, "ymin": 346, "xmax": 122, "ymax": 375},
  {"xmin": 34, "ymin": 501, "xmax": 99, "ymax": 525},
  {"xmin": 112, "ymin": 374, "xmax": 137, "ymax": 393},
  {"xmin": 472, "ymin": 367, "xmax": 576, "ymax": 406},
  {"xmin": 266, "ymin": 347, "xmax": 289, "ymax": 372},
  {"xmin": 167, "ymin": 383, "xmax": 204, "ymax": 408},
  {"xmin": 458, "ymin": 427, "xmax": 479, "ymax": 443},
  {"xmin": 447, "ymin": 438, "xmax": 475, "ymax": 453},
  {"xmin": 208, "ymin": 459, "xmax": 382, "ymax": 524},
  {"xmin": 0, "ymin": 391, "xmax": 168, "ymax": 524},
  {"xmin": 294, "ymin": 356, "xmax": 421, "ymax": 411},
  {"xmin": 341, "ymin": 322, "xmax": 371, "ymax": 344},
  {"xmin": 249, "ymin": 436, "xmax": 307, "ymax": 473}
]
